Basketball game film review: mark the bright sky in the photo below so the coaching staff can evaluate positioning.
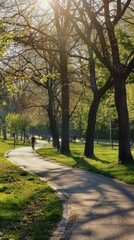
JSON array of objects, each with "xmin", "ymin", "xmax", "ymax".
[{"xmin": 38, "ymin": 0, "xmax": 50, "ymax": 9}]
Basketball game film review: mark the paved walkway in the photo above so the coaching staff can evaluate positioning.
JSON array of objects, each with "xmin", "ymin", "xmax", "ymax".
[{"xmin": 7, "ymin": 141, "xmax": 134, "ymax": 240}]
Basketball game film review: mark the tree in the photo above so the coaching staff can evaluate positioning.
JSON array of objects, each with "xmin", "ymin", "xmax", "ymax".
[
  {"xmin": 84, "ymin": 54, "xmax": 113, "ymax": 157},
  {"xmin": 71, "ymin": 0, "xmax": 134, "ymax": 163},
  {"xmin": 52, "ymin": 0, "xmax": 75, "ymax": 153},
  {"xmin": 19, "ymin": 115, "xmax": 30, "ymax": 143},
  {"xmin": 2, "ymin": 0, "xmax": 84, "ymax": 153},
  {"xmin": 6, "ymin": 113, "xmax": 20, "ymax": 147},
  {"xmin": 60, "ymin": 0, "xmax": 114, "ymax": 156}
]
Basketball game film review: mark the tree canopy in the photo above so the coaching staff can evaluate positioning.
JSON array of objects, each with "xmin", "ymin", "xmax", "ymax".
[{"xmin": 0, "ymin": 0, "xmax": 133, "ymax": 163}]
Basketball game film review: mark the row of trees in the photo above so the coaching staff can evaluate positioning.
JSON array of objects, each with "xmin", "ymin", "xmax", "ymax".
[
  {"xmin": 6, "ymin": 113, "xmax": 29, "ymax": 142},
  {"xmin": 0, "ymin": 0, "xmax": 133, "ymax": 164}
]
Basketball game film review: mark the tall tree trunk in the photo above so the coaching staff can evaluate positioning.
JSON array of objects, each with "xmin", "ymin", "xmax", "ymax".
[
  {"xmin": 54, "ymin": 0, "xmax": 70, "ymax": 153},
  {"xmin": 84, "ymin": 98, "xmax": 100, "ymax": 157},
  {"xmin": 60, "ymin": 43, "xmax": 70, "ymax": 153},
  {"xmin": 47, "ymin": 106, "xmax": 60, "ymax": 150},
  {"xmin": 114, "ymin": 75, "xmax": 133, "ymax": 163},
  {"xmin": 47, "ymin": 81, "xmax": 60, "ymax": 150}
]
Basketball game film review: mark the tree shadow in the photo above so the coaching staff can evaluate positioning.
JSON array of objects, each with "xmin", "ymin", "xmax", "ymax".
[
  {"xmin": 36, "ymin": 165, "xmax": 134, "ymax": 240},
  {"xmin": 88, "ymin": 154, "xmax": 110, "ymax": 164},
  {"xmin": 63, "ymin": 152, "xmax": 111, "ymax": 172}
]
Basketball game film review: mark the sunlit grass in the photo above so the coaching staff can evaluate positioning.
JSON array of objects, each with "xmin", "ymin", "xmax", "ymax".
[
  {"xmin": 37, "ymin": 143, "xmax": 134, "ymax": 184},
  {"xmin": 0, "ymin": 140, "xmax": 62, "ymax": 240},
  {"xmin": 0, "ymin": 136, "xmax": 30, "ymax": 149}
]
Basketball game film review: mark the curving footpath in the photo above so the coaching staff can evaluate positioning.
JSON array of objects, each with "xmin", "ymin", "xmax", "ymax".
[{"xmin": 7, "ymin": 141, "xmax": 134, "ymax": 240}]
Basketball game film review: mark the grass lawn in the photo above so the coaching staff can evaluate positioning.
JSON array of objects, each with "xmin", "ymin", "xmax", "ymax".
[
  {"xmin": 0, "ymin": 139, "xmax": 62, "ymax": 240},
  {"xmin": 36, "ymin": 143, "xmax": 134, "ymax": 185}
]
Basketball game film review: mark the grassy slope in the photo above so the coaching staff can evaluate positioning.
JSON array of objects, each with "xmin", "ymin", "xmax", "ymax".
[
  {"xmin": 36, "ymin": 143, "xmax": 134, "ymax": 184},
  {"xmin": 0, "ymin": 139, "xmax": 62, "ymax": 240}
]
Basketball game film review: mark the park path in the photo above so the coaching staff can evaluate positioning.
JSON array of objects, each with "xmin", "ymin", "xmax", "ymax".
[{"xmin": 7, "ymin": 141, "xmax": 134, "ymax": 240}]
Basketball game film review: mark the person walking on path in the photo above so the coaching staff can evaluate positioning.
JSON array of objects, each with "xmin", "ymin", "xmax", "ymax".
[{"xmin": 30, "ymin": 136, "xmax": 36, "ymax": 150}]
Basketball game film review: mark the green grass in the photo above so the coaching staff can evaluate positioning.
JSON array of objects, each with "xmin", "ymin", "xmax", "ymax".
[
  {"xmin": 0, "ymin": 140, "xmax": 62, "ymax": 240},
  {"xmin": 36, "ymin": 143, "xmax": 134, "ymax": 185},
  {"xmin": 0, "ymin": 137, "xmax": 30, "ymax": 149}
]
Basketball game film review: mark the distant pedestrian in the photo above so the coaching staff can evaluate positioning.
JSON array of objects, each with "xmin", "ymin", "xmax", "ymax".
[
  {"xmin": 31, "ymin": 136, "xmax": 36, "ymax": 150},
  {"xmin": 73, "ymin": 134, "xmax": 76, "ymax": 143},
  {"xmin": 26, "ymin": 134, "xmax": 30, "ymax": 143}
]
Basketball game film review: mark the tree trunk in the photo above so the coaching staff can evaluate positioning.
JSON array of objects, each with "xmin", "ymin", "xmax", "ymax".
[
  {"xmin": 47, "ymin": 106, "xmax": 60, "ymax": 150},
  {"xmin": 2, "ymin": 125, "xmax": 7, "ymax": 140},
  {"xmin": 61, "ymin": 81, "xmax": 70, "ymax": 153},
  {"xmin": 84, "ymin": 46, "xmax": 99, "ymax": 158},
  {"xmin": 114, "ymin": 75, "xmax": 133, "ymax": 163},
  {"xmin": 47, "ymin": 80, "xmax": 60, "ymax": 150},
  {"xmin": 23, "ymin": 129, "xmax": 26, "ymax": 144},
  {"xmin": 84, "ymin": 98, "xmax": 100, "ymax": 157},
  {"xmin": 60, "ymin": 43, "xmax": 70, "ymax": 153}
]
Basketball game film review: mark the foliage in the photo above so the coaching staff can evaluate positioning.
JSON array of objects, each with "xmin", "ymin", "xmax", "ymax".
[
  {"xmin": 2, "ymin": 74, "xmax": 32, "ymax": 99},
  {"xmin": 0, "ymin": 21, "xmax": 15, "ymax": 57},
  {"xmin": 39, "ymin": 73, "xmax": 58, "ymax": 84},
  {"xmin": 37, "ymin": 143, "xmax": 134, "ymax": 184},
  {"xmin": 6, "ymin": 113, "xmax": 20, "ymax": 133},
  {"xmin": 19, "ymin": 115, "xmax": 30, "ymax": 131},
  {"xmin": 95, "ymin": 61, "xmax": 110, "ymax": 90},
  {"xmin": 6, "ymin": 113, "xmax": 30, "ymax": 134},
  {"xmin": 96, "ymin": 83, "xmax": 134, "ymax": 129},
  {"xmin": 96, "ymin": 89, "xmax": 117, "ymax": 129},
  {"xmin": 70, "ymin": 103, "xmax": 89, "ymax": 137},
  {"xmin": 127, "ymin": 84, "xmax": 134, "ymax": 121}
]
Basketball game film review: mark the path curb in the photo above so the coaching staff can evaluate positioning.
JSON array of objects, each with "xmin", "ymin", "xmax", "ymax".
[{"xmin": 38, "ymin": 178, "xmax": 71, "ymax": 240}]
